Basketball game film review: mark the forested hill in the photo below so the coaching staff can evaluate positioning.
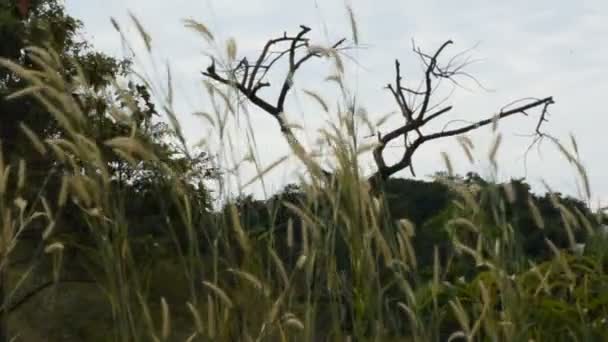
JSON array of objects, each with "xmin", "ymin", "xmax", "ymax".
[{"xmin": 225, "ymin": 173, "xmax": 604, "ymax": 272}]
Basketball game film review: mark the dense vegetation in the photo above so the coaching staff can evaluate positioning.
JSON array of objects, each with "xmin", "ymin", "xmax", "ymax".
[{"xmin": 1, "ymin": 1, "xmax": 607, "ymax": 341}]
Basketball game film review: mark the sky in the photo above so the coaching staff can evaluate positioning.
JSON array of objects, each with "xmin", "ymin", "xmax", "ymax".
[{"xmin": 64, "ymin": 0, "xmax": 608, "ymax": 206}]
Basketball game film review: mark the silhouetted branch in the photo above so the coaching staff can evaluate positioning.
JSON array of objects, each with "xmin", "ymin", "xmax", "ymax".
[
  {"xmin": 202, "ymin": 30, "xmax": 555, "ymax": 192},
  {"xmin": 369, "ymin": 40, "xmax": 555, "ymax": 185}
]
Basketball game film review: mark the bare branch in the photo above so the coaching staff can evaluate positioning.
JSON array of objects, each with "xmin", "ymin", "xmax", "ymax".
[
  {"xmin": 417, "ymin": 40, "xmax": 453, "ymax": 120},
  {"xmin": 202, "ymin": 26, "xmax": 347, "ymax": 180},
  {"xmin": 427, "ymin": 97, "xmax": 553, "ymax": 140},
  {"xmin": 203, "ymin": 69, "xmax": 278, "ymax": 115},
  {"xmin": 368, "ymin": 38, "xmax": 556, "ymax": 188},
  {"xmin": 201, "ymin": 30, "xmax": 555, "ymax": 192},
  {"xmin": 422, "ymin": 106, "xmax": 453, "ymax": 125},
  {"xmin": 371, "ymin": 94, "xmax": 554, "ymax": 183},
  {"xmin": 277, "ymin": 25, "xmax": 312, "ymax": 113}
]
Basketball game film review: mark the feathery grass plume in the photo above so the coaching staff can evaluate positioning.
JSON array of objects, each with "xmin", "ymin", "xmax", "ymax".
[
  {"xmin": 0, "ymin": 212, "xmax": 11, "ymax": 255},
  {"xmin": 228, "ymin": 204, "xmax": 251, "ymax": 253},
  {"xmin": 470, "ymin": 281, "xmax": 490, "ymax": 338},
  {"xmin": 269, "ymin": 249, "xmax": 289, "ymax": 288},
  {"xmin": 2, "ymin": 52, "xmax": 82, "ymax": 131},
  {"xmin": 104, "ymin": 136, "xmax": 159, "ymax": 161},
  {"xmin": 295, "ymin": 254, "xmax": 307, "ymax": 270},
  {"xmin": 44, "ymin": 241, "xmax": 64, "ymax": 254},
  {"xmin": 267, "ymin": 291, "xmax": 288, "ymax": 325},
  {"xmin": 300, "ymin": 219, "xmax": 310, "ymax": 257},
  {"xmin": 441, "ymin": 151, "xmax": 454, "ymax": 177},
  {"xmin": 25, "ymin": 52, "xmax": 65, "ymax": 90},
  {"xmin": 186, "ymin": 302, "xmax": 204, "ymax": 334},
  {"xmin": 545, "ymin": 238, "xmax": 574, "ymax": 280},
  {"xmin": 129, "ymin": 12, "xmax": 152, "ymax": 51},
  {"xmin": 397, "ymin": 218, "xmax": 416, "ymax": 237},
  {"xmin": 27, "ymin": 45, "xmax": 60, "ymax": 68},
  {"xmin": 397, "ymin": 301, "xmax": 420, "ymax": 330},
  {"xmin": 48, "ymin": 138, "xmax": 80, "ymax": 158},
  {"xmin": 457, "ymin": 135, "xmax": 475, "ymax": 163},
  {"xmin": 432, "ymin": 246, "xmax": 441, "ymax": 308},
  {"xmin": 447, "ymin": 331, "xmax": 467, "ymax": 342},
  {"xmin": 527, "ymin": 196, "xmax": 545, "ymax": 229},
  {"xmin": 160, "ymin": 297, "xmax": 171, "ymax": 340},
  {"xmin": 227, "ymin": 268, "xmax": 270, "ymax": 297},
  {"xmin": 208, "ymin": 81, "xmax": 236, "ymax": 115},
  {"xmin": 503, "ymin": 182, "xmax": 516, "ymax": 203},
  {"xmin": 572, "ymin": 206, "xmax": 594, "ymax": 236},
  {"xmin": 307, "ymin": 44, "xmax": 331, "ymax": 57},
  {"xmin": 42, "ymin": 220, "xmax": 56, "ymax": 240},
  {"xmin": 570, "ymin": 133, "xmax": 579, "ymax": 157},
  {"xmin": 17, "ymin": 159, "xmax": 26, "ymax": 190},
  {"xmin": 448, "ymin": 217, "xmax": 480, "ymax": 234},
  {"xmin": 226, "ymin": 38, "xmax": 237, "ymax": 61},
  {"xmin": 241, "ymin": 154, "xmax": 288, "ymax": 189},
  {"xmin": 193, "ymin": 111, "xmax": 216, "ymax": 127},
  {"xmin": 549, "ymin": 137, "xmax": 591, "ymax": 199},
  {"xmin": 356, "ymin": 141, "xmax": 380, "ymax": 156},
  {"xmin": 283, "ymin": 202, "xmax": 321, "ymax": 231},
  {"xmin": 69, "ymin": 175, "xmax": 92, "ymax": 207},
  {"xmin": 396, "ymin": 229, "xmax": 417, "ymax": 270},
  {"xmin": 0, "ymin": 143, "xmax": 4, "ymax": 183},
  {"xmin": 453, "ymin": 238, "xmax": 484, "ymax": 265},
  {"xmin": 303, "ymin": 89, "xmax": 329, "ymax": 113},
  {"xmin": 5, "ymin": 85, "xmax": 44, "ymax": 101},
  {"xmin": 329, "ymin": 49, "xmax": 345, "ymax": 74},
  {"xmin": 488, "ymin": 133, "xmax": 502, "ymax": 167},
  {"xmin": 57, "ymin": 173, "xmax": 69, "ymax": 207},
  {"xmin": 20, "ymin": 123, "xmax": 47, "ymax": 155},
  {"xmin": 166, "ymin": 62, "xmax": 174, "ymax": 105},
  {"xmin": 346, "ymin": 5, "xmax": 359, "ymax": 45},
  {"xmin": 68, "ymin": 55, "xmax": 92, "ymax": 90},
  {"xmin": 325, "ymin": 74, "xmax": 345, "ymax": 91},
  {"xmin": 40, "ymin": 197, "xmax": 52, "ymax": 220},
  {"xmin": 449, "ymin": 184, "xmax": 481, "ymax": 213},
  {"xmin": 183, "ymin": 18, "xmax": 214, "ymax": 42},
  {"xmin": 45, "ymin": 241, "xmax": 65, "ymax": 283},
  {"xmin": 136, "ymin": 296, "xmax": 156, "ymax": 340},
  {"xmin": 282, "ymin": 313, "xmax": 304, "ymax": 331},
  {"xmin": 203, "ymin": 281, "xmax": 233, "ymax": 309},
  {"xmin": 374, "ymin": 225, "xmax": 393, "ymax": 267},
  {"xmin": 286, "ymin": 218, "xmax": 294, "ymax": 249},
  {"xmin": 14, "ymin": 197, "xmax": 27, "ymax": 217},
  {"xmin": 207, "ymin": 295, "xmax": 216, "ymax": 339},
  {"xmin": 529, "ymin": 262, "xmax": 552, "ymax": 295},
  {"xmin": 449, "ymin": 297, "xmax": 471, "ymax": 336},
  {"xmin": 556, "ymin": 204, "xmax": 578, "ymax": 251}
]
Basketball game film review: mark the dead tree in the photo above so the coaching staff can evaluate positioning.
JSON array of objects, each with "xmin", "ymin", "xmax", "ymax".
[{"xmin": 202, "ymin": 26, "xmax": 554, "ymax": 190}]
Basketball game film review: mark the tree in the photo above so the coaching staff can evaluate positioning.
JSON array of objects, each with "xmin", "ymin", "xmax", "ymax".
[
  {"xmin": 201, "ymin": 26, "xmax": 554, "ymax": 190},
  {"xmin": 0, "ymin": 1, "xmax": 216, "ymax": 338},
  {"xmin": 0, "ymin": 1, "xmax": 95, "ymax": 338}
]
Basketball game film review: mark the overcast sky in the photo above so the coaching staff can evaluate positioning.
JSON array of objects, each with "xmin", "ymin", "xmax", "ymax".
[{"xmin": 64, "ymin": 0, "xmax": 608, "ymax": 206}]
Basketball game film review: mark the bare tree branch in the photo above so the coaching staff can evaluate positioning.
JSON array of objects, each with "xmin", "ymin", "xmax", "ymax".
[
  {"xmin": 369, "ymin": 40, "xmax": 555, "ymax": 186},
  {"xmin": 370, "ymin": 96, "xmax": 553, "ymax": 183},
  {"xmin": 417, "ymin": 40, "xmax": 454, "ymax": 121},
  {"xmin": 202, "ymin": 26, "xmax": 347, "ymax": 180},
  {"xmin": 201, "ymin": 28, "xmax": 555, "ymax": 192}
]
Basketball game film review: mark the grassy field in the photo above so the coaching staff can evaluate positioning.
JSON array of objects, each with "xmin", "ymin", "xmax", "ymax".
[{"xmin": 2, "ymin": 11, "xmax": 608, "ymax": 342}]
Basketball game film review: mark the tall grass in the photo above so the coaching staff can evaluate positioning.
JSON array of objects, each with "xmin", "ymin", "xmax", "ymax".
[{"xmin": 1, "ymin": 13, "xmax": 607, "ymax": 342}]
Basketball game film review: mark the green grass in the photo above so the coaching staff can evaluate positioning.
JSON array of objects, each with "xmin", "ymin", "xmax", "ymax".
[{"xmin": 1, "ymin": 15, "xmax": 607, "ymax": 342}]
